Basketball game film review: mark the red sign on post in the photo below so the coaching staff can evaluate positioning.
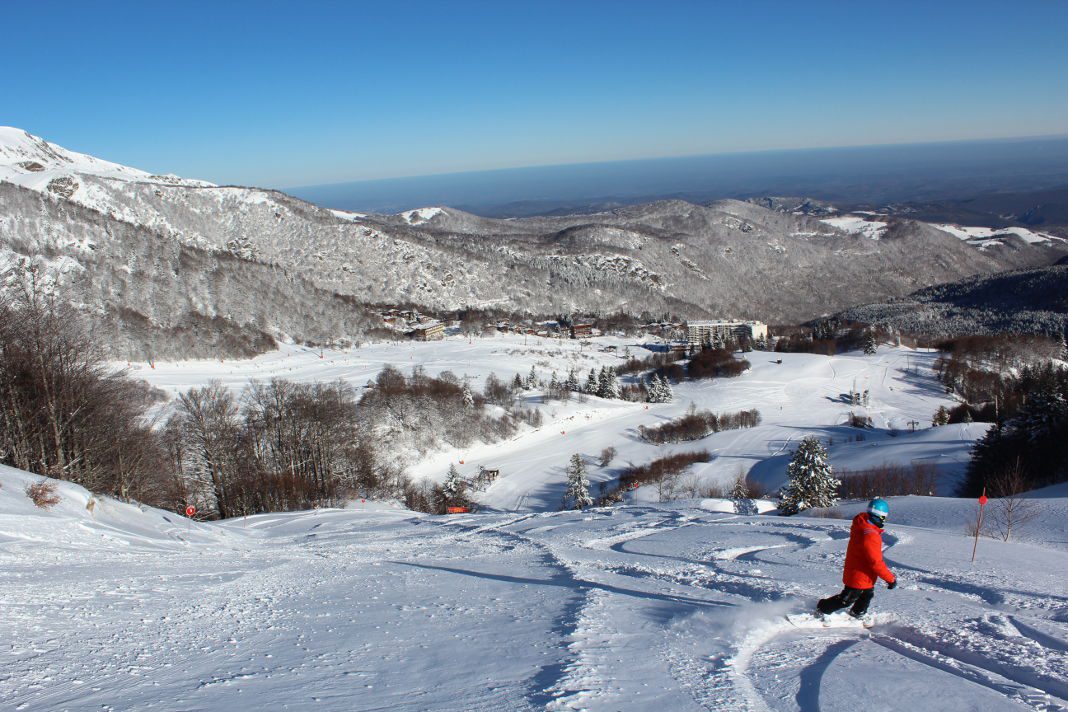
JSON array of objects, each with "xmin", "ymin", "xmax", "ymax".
[
  {"xmin": 185, "ymin": 505, "xmax": 196, "ymax": 517},
  {"xmin": 971, "ymin": 488, "xmax": 987, "ymax": 562}
]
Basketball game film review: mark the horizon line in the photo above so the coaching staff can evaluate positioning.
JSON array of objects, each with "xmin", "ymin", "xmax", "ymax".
[{"xmin": 285, "ymin": 131, "xmax": 1068, "ymax": 192}]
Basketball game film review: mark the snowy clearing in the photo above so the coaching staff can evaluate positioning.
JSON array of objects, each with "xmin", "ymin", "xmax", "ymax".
[
  {"xmin": 2, "ymin": 466, "xmax": 1066, "ymax": 711},
  {"xmin": 933, "ymin": 224, "xmax": 1063, "ymax": 247},
  {"xmin": 820, "ymin": 216, "xmax": 888, "ymax": 240}
]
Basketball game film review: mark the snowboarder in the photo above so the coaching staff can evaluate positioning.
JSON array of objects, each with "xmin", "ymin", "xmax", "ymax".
[{"xmin": 816, "ymin": 498, "xmax": 897, "ymax": 620}]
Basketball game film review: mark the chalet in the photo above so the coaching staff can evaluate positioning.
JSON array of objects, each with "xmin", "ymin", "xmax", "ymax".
[{"xmin": 570, "ymin": 323, "xmax": 594, "ymax": 339}]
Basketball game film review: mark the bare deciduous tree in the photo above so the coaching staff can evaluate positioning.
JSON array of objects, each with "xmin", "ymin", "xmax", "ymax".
[{"xmin": 987, "ymin": 461, "xmax": 1040, "ymax": 542}]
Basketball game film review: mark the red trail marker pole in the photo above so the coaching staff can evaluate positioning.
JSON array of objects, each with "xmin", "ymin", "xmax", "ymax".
[{"xmin": 971, "ymin": 489, "xmax": 987, "ymax": 562}]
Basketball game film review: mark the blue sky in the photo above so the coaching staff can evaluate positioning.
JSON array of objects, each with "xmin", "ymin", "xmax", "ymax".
[{"xmin": 5, "ymin": 0, "xmax": 1067, "ymax": 187}]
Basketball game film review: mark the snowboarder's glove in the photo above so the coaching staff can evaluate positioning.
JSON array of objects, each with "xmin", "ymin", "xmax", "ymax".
[{"xmin": 887, "ymin": 579, "xmax": 897, "ymax": 590}]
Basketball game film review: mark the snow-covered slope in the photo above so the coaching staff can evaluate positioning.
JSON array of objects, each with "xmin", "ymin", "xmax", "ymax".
[
  {"xmin": 0, "ymin": 464, "xmax": 228, "ymax": 551},
  {"xmin": 0, "ymin": 126, "xmax": 213, "ymax": 196},
  {"xmin": 135, "ymin": 336, "xmax": 974, "ymax": 508},
  {"xmin": 2, "ymin": 458, "xmax": 1066, "ymax": 711}
]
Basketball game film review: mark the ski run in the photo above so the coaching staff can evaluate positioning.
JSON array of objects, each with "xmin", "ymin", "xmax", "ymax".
[{"xmin": 2, "ymin": 334, "xmax": 1066, "ymax": 711}]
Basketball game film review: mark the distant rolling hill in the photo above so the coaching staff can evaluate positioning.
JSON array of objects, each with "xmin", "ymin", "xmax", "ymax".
[{"xmin": 839, "ymin": 258, "xmax": 1068, "ymax": 337}]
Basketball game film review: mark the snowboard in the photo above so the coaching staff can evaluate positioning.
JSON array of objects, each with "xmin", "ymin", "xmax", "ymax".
[{"xmin": 785, "ymin": 612, "xmax": 875, "ymax": 629}]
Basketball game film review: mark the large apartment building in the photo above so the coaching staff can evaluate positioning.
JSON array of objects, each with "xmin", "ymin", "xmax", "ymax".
[{"xmin": 687, "ymin": 320, "xmax": 768, "ymax": 347}]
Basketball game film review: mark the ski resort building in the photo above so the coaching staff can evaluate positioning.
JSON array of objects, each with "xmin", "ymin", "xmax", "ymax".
[
  {"xmin": 409, "ymin": 321, "xmax": 445, "ymax": 341},
  {"xmin": 687, "ymin": 320, "xmax": 768, "ymax": 347},
  {"xmin": 570, "ymin": 323, "xmax": 593, "ymax": 339}
]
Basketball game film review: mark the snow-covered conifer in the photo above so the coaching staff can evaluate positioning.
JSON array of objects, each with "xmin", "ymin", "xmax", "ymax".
[
  {"xmin": 563, "ymin": 453, "xmax": 594, "ymax": 510},
  {"xmin": 512, "ymin": 373, "xmax": 524, "ymax": 391},
  {"xmin": 526, "ymin": 365, "xmax": 538, "ymax": 389},
  {"xmin": 442, "ymin": 464, "xmax": 467, "ymax": 508},
  {"xmin": 778, "ymin": 437, "xmax": 839, "ymax": 515},
  {"xmin": 731, "ymin": 473, "xmax": 758, "ymax": 515},
  {"xmin": 565, "ymin": 369, "xmax": 579, "ymax": 392},
  {"xmin": 462, "ymin": 382, "xmax": 475, "ymax": 409},
  {"xmin": 584, "ymin": 369, "xmax": 598, "ymax": 395},
  {"xmin": 932, "ymin": 405, "xmax": 950, "ymax": 426},
  {"xmin": 661, "ymin": 376, "xmax": 673, "ymax": 403},
  {"xmin": 863, "ymin": 331, "xmax": 878, "ymax": 355},
  {"xmin": 598, "ymin": 366, "xmax": 620, "ymax": 399}
]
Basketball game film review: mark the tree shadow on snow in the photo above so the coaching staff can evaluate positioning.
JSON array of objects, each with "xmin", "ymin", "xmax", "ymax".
[{"xmin": 391, "ymin": 561, "xmax": 735, "ymax": 611}]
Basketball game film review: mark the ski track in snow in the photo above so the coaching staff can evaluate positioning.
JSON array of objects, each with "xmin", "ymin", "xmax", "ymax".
[
  {"xmin": 3, "ymin": 496, "xmax": 1067, "ymax": 711},
  {"xmin": 3, "ymin": 337, "xmax": 1068, "ymax": 711}
]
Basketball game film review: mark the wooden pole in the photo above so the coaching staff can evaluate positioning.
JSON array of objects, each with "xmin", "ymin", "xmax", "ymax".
[{"xmin": 971, "ymin": 488, "xmax": 987, "ymax": 562}]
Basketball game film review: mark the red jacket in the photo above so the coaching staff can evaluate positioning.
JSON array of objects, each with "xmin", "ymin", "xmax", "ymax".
[{"xmin": 843, "ymin": 512, "xmax": 895, "ymax": 589}]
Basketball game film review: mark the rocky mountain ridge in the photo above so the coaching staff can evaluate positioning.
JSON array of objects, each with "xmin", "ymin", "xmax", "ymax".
[{"xmin": 1, "ymin": 127, "xmax": 1064, "ymax": 357}]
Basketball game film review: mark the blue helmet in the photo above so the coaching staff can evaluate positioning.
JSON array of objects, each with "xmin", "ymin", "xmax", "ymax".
[{"xmin": 867, "ymin": 498, "xmax": 889, "ymax": 526}]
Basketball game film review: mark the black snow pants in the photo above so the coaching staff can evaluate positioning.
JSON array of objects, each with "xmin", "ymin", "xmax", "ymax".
[{"xmin": 817, "ymin": 586, "xmax": 874, "ymax": 616}]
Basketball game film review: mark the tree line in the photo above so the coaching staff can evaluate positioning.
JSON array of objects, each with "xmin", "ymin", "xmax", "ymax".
[{"xmin": 0, "ymin": 289, "xmax": 549, "ymax": 518}]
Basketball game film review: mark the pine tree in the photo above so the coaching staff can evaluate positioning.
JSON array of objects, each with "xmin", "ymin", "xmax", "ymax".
[
  {"xmin": 442, "ymin": 464, "xmax": 467, "ymax": 508},
  {"xmin": 584, "ymin": 369, "xmax": 598, "ymax": 395},
  {"xmin": 646, "ymin": 374, "xmax": 661, "ymax": 402},
  {"xmin": 778, "ymin": 437, "xmax": 839, "ymax": 515},
  {"xmin": 863, "ymin": 331, "xmax": 878, "ymax": 355},
  {"xmin": 730, "ymin": 474, "xmax": 758, "ymax": 515},
  {"xmin": 1010, "ymin": 389, "xmax": 1068, "ymax": 441},
  {"xmin": 647, "ymin": 373, "xmax": 672, "ymax": 403},
  {"xmin": 565, "ymin": 369, "xmax": 579, "ymax": 392},
  {"xmin": 598, "ymin": 367, "xmax": 620, "ymax": 399},
  {"xmin": 462, "ymin": 382, "xmax": 475, "ymax": 409},
  {"xmin": 563, "ymin": 453, "xmax": 594, "ymax": 510},
  {"xmin": 932, "ymin": 405, "xmax": 950, "ymax": 426},
  {"xmin": 512, "ymin": 373, "xmax": 524, "ymax": 391},
  {"xmin": 526, "ymin": 365, "xmax": 538, "ymax": 389}
]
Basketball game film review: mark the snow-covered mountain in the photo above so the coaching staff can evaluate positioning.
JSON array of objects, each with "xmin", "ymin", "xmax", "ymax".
[{"xmin": 2, "ymin": 127, "xmax": 1065, "ymax": 358}]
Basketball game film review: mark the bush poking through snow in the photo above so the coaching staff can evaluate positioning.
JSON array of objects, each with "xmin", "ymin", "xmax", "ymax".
[
  {"xmin": 26, "ymin": 480, "xmax": 60, "ymax": 509},
  {"xmin": 836, "ymin": 463, "xmax": 938, "ymax": 498},
  {"xmin": 617, "ymin": 450, "xmax": 713, "ymax": 502},
  {"xmin": 686, "ymin": 348, "xmax": 750, "ymax": 380},
  {"xmin": 638, "ymin": 408, "xmax": 761, "ymax": 444}
]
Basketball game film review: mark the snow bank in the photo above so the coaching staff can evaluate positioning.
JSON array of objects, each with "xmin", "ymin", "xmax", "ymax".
[{"xmin": 0, "ymin": 465, "xmax": 230, "ymax": 552}]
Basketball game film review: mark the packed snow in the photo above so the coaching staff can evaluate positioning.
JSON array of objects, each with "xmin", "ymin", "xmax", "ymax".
[
  {"xmin": 2, "ymin": 462, "xmax": 1066, "ymax": 711},
  {"xmin": 3, "ymin": 335, "xmax": 1067, "ymax": 710}
]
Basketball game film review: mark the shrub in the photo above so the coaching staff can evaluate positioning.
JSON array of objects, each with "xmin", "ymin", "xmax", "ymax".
[
  {"xmin": 836, "ymin": 463, "xmax": 938, "ymax": 498},
  {"xmin": 618, "ymin": 450, "xmax": 713, "ymax": 494},
  {"xmin": 638, "ymin": 409, "xmax": 761, "ymax": 444},
  {"xmin": 26, "ymin": 480, "xmax": 60, "ymax": 509},
  {"xmin": 687, "ymin": 348, "xmax": 750, "ymax": 380}
]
